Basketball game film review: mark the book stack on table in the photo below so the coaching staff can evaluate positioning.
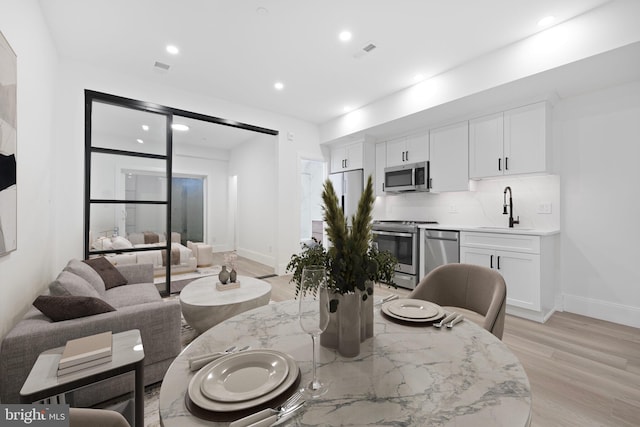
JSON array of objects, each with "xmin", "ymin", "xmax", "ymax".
[{"xmin": 57, "ymin": 331, "xmax": 113, "ymax": 376}]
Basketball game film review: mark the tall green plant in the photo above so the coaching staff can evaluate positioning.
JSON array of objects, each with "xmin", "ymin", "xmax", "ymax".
[{"xmin": 288, "ymin": 175, "xmax": 397, "ymax": 299}]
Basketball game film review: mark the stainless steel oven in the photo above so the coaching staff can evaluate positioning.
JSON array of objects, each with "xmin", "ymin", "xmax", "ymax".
[{"xmin": 372, "ymin": 220, "xmax": 437, "ymax": 289}]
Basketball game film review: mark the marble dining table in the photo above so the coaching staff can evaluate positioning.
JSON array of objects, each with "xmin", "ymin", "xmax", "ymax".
[{"xmin": 159, "ymin": 299, "xmax": 531, "ymax": 426}]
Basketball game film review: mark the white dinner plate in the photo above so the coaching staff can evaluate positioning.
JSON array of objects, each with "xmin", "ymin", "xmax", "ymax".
[
  {"xmin": 200, "ymin": 350, "xmax": 289, "ymax": 402},
  {"xmin": 188, "ymin": 349, "xmax": 299, "ymax": 412},
  {"xmin": 382, "ymin": 299, "xmax": 444, "ymax": 323}
]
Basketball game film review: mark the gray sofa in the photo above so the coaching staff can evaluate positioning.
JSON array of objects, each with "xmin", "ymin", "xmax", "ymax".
[{"xmin": 0, "ymin": 262, "xmax": 181, "ymax": 406}]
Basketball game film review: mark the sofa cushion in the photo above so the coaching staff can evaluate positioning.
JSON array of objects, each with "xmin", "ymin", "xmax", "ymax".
[
  {"xmin": 33, "ymin": 295, "xmax": 116, "ymax": 322},
  {"xmin": 84, "ymin": 257, "xmax": 128, "ymax": 290},
  {"xmin": 64, "ymin": 259, "xmax": 106, "ymax": 296},
  {"xmin": 103, "ymin": 282, "xmax": 162, "ymax": 308},
  {"xmin": 49, "ymin": 271, "xmax": 102, "ymax": 298}
]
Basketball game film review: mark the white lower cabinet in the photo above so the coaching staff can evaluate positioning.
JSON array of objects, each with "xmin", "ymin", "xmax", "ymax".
[{"xmin": 460, "ymin": 231, "xmax": 557, "ymax": 322}]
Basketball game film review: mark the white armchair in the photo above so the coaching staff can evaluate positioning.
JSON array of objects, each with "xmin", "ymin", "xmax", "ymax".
[{"xmin": 187, "ymin": 241, "xmax": 214, "ymax": 267}]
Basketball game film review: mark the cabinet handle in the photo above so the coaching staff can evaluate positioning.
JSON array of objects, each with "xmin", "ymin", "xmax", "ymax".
[
  {"xmin": 498, "ymin": 158, "xmax": 502, "ymax": 171},
  {"xmin": 402, "ymin": 151, "xmax": 405, "ymax": 162},
  {"xmin": 429, "ymin": 178, "xmax": 432, "ymax": 189},
  {"xmin": 405, "ymin": 151, "xmax": 409, "ymax": 162},
  {"xmin": 505, "ymin": 157, "xmax": 509, "ymax": 170},
  {"xmin": 497, "ymin": 256, "xmax": 501, "ymax": 270},
  {"xmin": 490, "ymin": 255, "xmax": 493, "ymax": 269},
  {"xmin": 382, "ymin": 183, "xmax": 385, "ymax": 192}
]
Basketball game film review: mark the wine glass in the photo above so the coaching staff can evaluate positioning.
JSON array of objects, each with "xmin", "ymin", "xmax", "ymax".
[{"xmin": 298, "ymin": 266, "xmax": 330, "ymax": 398}]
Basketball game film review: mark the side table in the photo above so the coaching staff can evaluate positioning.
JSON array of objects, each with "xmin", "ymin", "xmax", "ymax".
[
  {"xmin": 20, "ymin": 329, "xmax": 145, "ymax": 427},
  {"xmin": 180, "ymin": 275, "xmax": 272, "ymax": 334}
]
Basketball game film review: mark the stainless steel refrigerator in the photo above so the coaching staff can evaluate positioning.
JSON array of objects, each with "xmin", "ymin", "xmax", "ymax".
[{"xmin": 329, "ymin": 169, "xmax": 364, "ymax": 225}]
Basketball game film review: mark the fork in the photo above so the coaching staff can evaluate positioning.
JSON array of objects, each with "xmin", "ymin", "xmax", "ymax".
[{"xmin": 229, "ymin": 391, "xmax": 303, "ymax": 427}]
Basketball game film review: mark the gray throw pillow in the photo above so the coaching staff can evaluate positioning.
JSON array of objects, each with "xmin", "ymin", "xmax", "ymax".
[
  {"xmin": 33, "ymin": 295, "xmax": 115, "ymax": 322},
  {"xmin": 64, "ymin": 259, "xmax": 106, "ymax": 296},
  {"xmin": 83, "ymin": 257, "xmax": 128, "ymax": 290},
  {"xmin": 49, "ymin": 271, "xmax": 102, "ymax": 298}
]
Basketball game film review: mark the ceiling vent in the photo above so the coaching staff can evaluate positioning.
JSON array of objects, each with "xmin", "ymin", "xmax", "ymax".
[
  {"xmin": 353, "ymin": 41, "xmax": 377, "ymax": 59},
  {"xmin": 154, "ymin": 61, "xmax": 170, "ymax": 72}
]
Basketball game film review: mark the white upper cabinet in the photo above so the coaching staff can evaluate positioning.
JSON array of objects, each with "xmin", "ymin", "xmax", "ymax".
[
  {"xmin": 503, "ymin": 102, "xmax": 548, "ymax": 176},
  {"xmin": 330, "ymin": 141, "xmax": 364, "ymax": 173},
  {"xmin": 429, "ymin": 121, "xmax": 469, "ymax": 192},
  {"xmin": 469, "ymin": 102, "xmax": 548, "ymax": 179},
  {"xmin": 385, "ymin": 132, "xmax": 429, "ymax": 167},
  {"xmin": 469, "ymin": 112, "xmax": 504, "ymax": 179}
]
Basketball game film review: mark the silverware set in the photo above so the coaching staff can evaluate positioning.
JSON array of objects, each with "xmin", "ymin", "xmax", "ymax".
[
  {"xmin": 433, "ymin": 312, "xmax": 464, "ymax": 328},
  {"xmin": 377, "ymin": 294, "xmax": 399, "ymax": 305},
  {"xmin": 229, "ymin": 390, "xmax": 306, "ymax": 427}
]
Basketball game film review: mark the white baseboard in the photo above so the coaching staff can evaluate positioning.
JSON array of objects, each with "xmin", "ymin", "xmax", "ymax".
[
  {"xmin": 506, "ymin": 306, "xmax": 555, "ymax": 323},
  {"xmin": 236, "ymin": 248, "xmax": 275, "ymax": 270},
  {"xmin": 562, "ymin": 294, "xmax": 640, "ymax": 328}
]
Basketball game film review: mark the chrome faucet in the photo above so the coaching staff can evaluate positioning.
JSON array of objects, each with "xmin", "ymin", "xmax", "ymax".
[{"xmin": 503, "ymin": 186, "xmax": 519, "ymax": 228}]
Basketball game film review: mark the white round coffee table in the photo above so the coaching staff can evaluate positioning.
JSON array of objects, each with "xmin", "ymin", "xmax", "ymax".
[{"xmin": 179, "ymin": 276, "xmax": 272, "ymax": 334}]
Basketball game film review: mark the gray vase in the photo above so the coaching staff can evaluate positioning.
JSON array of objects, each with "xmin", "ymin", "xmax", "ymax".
[
  {"xmin": 337, "ymin": 292, "xmax": 361, "ymax": 357},
  {"xmin": 320, "ymin": 290, "xmax": 338, "ymax": 349},
  {"xmin": 360, "ymin": 284, "xmax": 374, "ymax": 341},
  {"xmin": 218, "ymin": 266, "xmax": 230, "ymax": 284},
  {"xmin": 229, "ymin": 268, "xmax": 237, "ymax": 283}
]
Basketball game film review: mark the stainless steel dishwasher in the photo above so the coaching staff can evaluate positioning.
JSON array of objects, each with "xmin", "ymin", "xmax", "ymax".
[{"xmin": 422, "ymin": 229, "xmax": 459, "ymax": 278}]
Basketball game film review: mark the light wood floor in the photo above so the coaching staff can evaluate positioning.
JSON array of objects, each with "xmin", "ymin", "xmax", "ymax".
[{"xmin": 214, "ymin": 253, "xmax": 640, "ymax": 426}]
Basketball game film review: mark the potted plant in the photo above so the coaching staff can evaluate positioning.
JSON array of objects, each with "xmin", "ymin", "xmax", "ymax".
[{"xmin": 287, "ymin": 175, "xmax": 397, "ymax": 356}]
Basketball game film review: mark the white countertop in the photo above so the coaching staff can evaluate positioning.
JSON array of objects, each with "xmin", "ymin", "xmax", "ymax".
[{"xmin": 417, "ymin": 223, "xmax": 560, "ymax": 236}]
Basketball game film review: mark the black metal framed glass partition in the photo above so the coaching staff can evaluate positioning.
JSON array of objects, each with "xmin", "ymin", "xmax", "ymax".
[{"xmin": 84, "ymin": 90, "xmax": 278, "ymax": 295}]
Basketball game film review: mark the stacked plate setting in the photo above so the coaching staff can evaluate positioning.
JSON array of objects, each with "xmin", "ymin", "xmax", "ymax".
[
  {"xmin": 381, "ymin": 298, "xmax": 445, "ymax": 323},
  {"xmin": 188, "ymin": 349, "xmax": 299, "ymax": 412}
]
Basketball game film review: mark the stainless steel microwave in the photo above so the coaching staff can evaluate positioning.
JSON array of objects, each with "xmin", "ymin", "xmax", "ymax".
[{"xmin": 384, "ymin": 161, "xmax": 430, "ymax": 192}]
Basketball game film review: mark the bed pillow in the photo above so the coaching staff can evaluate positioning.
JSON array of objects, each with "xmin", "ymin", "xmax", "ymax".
[
  {"xmin": 64, "ymin": 259, "xmax": 106, "ymax": 296},
  {"xmin": 33, "ymin": 295, "xmax": 115, "ymax": 322},
  {"xmin": 49, "ymin": 271, "xmax": 102, "ymax": 298},
  {"xmin": 83, "ymin": 257, "xmax": 128, "ymax": 290},
  {"xmin": 111, "ymin": 236, "xmax": 133, "ymax": 250}
]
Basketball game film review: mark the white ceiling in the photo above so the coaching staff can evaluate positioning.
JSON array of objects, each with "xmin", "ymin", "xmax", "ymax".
[{"xmin": 39, "ymin": 0, "xmax": 612, "ymax": 126}]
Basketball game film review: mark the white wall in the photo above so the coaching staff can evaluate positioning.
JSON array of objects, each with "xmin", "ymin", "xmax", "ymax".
[
  {"xmin": 554, "ymin": 80, "xmax": 640, "ymax": 327},
  {"xmin": 229, "ymin": 134, "xmax": 277, "ymax": 266},
  {"xmin": 0, "ymin": 0, "xmax": 58, "ymax": 340}
]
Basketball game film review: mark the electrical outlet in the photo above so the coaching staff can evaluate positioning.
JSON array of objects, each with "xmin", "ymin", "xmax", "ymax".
[{"xmin": 537, "ymin": 203, "xmax": 552, "ymax": 214}]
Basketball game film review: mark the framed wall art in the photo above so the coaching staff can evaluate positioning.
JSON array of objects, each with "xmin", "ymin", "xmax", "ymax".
[{"xmin": 0, "ymin": 30, "xmax": 17, "ymax": 256}]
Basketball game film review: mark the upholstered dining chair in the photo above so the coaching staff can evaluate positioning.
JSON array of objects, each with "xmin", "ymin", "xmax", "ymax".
[
  {"xmin": 408, "ymin": 263, "xmax": 507, "ymax": 339},
  {"xmin": 69, "ymin": 408, "xmax": 130, "ymax": 427}
]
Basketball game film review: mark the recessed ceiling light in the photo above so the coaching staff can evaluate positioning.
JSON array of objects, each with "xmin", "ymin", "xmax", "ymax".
[
  {"xmin": 166, "ymin": 45, "xmax": 179, "ymax": 55},
  {"xmin": 274, "ymin": 81, "xmax": 284, "ymax": 91},
  {"xmin": 136, "ymin": 139, "xmax": 144, "ymax": 144},
  {"xmin": 537, "ymin": 16, "xmax": 555, "ymax": 27},
  {"xmin": 141, "ymin": 125, "xmax": 149, "ymax": 131},
  {"xmin": 339, "ymin": 31, "xmax": 352, "ymax": 42},
  {"xmin": 256, "ymin": 7, "xmax": 269, "ymax": 15},
  {"xmin": 171, "ymin": 124, "xmax": 190, "ymax": 131}
]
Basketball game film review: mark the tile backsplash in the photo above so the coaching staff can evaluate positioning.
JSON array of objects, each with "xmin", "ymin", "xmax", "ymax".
[{"xmin": 373, "ymin": 174, "xmax": 560, "ymax": 230}]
